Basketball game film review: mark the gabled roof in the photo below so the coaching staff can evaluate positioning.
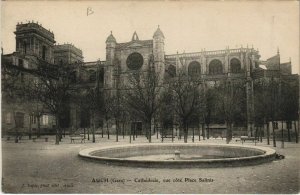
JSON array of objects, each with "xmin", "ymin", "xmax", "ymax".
[{"xmin": 116, "ymin": 40, "xmax": 153, "ymax": 49}]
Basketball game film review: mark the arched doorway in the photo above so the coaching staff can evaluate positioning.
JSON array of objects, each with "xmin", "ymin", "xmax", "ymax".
[
  {"xmin": 188, "ymin": 61, "xmax": 201, "ymax": 77},
  {"xmin": 230, "ymin": 58, "xmax": 241, "ymax": 73},
  {"xmin": 209, "ymin": 59, "xmax": 223, "ymax": 75}
]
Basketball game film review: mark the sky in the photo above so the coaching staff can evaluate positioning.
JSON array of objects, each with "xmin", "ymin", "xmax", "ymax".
[{"xmin": 1, "ymin": 1, "xmax": 299, "ymax": 74}]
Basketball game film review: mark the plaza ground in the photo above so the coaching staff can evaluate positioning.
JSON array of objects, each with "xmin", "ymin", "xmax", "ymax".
[{"xmin": 1, "ymin": 134, "xmax": 299, "ymax": 194}]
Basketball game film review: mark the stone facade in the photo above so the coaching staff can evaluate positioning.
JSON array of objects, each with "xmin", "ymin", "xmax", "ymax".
[{"xmin": 2, "ymin": 22, "xmax": 299, "ymax": 137}]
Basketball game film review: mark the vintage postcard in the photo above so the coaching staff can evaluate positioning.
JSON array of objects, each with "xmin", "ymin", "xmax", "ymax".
[{"xmin": 1, "ymin": 1, "xmax": 299, "ymax": 194}]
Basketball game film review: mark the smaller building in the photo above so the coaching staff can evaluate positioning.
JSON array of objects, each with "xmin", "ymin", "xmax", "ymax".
[{"xmin": 54, "ymin": 43, "xmax": 83, "ymax": 65}]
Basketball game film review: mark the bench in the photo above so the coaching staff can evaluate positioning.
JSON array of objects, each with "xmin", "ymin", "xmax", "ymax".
[
  {"xmin": 70, "ymin": 135, "xmax": 85, "ymax": 143},
  {"xmin": 6, "ymin": 136, "xmax": 22, "ymax": 141},
  {"xmin": 32, "ymin": 137, "xmax": 49, "ymax": 142},
  {"xmin": 240, "ymin": 136, "xmax": 259, "ymax": 143},
  {"xmin": 162, "ymin": 135, "xmax": 175, "ymax": 138}
]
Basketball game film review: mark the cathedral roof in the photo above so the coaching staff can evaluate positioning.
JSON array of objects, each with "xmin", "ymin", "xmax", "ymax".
[
  {"xmin": 153, "ymin": 26, "xmax": 164, "ymax": 38},
  {"xmin": 116, "ymin": 40, "xmax": 153, "ymax": 49},
  {"xmin": 106, "ymin": 31, "xmax": 116, "ymax": 43}
]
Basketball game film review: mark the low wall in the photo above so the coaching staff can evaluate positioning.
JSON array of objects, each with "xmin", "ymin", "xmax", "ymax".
[{"xmin": 79, "ymin": 143, "xmax": 276, "ymax": 168}]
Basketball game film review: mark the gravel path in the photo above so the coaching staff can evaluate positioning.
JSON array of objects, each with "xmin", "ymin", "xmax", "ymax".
[{"xmin": 2, "ymin": 135, "xmax": 299, "ymax": 193}]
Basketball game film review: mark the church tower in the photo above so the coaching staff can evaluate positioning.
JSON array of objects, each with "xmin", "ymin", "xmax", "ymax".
[
  {"xmin": 14, "ymin": 21, "xmax": 55, "ymax": 63},
  {"xmin": 105, "ymin": 31, "xmax": 116, "ymax": 89},
  {"xmin": 153, "ymin": 26, "xmax": 165, "ymax": 79}
]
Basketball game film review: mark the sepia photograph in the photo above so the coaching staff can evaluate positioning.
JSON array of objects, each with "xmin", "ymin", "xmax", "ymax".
[{"xmin": 1, "ymin": 1, "xmax": 300, "ymax": 194}]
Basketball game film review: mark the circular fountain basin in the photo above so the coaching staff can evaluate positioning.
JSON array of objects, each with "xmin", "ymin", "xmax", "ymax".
[{"xmin": 79, "ymin": 143, "xmax": 276, "ymax": 168}]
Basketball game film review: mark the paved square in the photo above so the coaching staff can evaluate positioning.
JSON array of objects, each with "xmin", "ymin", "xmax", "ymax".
[{"xmin": 2, "ymin": 135, "xmax": 299, "ymax": 193}]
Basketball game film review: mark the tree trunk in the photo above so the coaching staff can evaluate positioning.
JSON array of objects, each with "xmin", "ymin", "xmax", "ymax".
[
  {"xmin": 192, "ymin": 127, "xmax": 195, "ymax": 142},
  {"xmin": 29, "ymin": 115, "xmax": 32, "ymax": 140},
  {"xmin": 206, "ymin": 123, "xmax": 210, "ymax": 139},
  {"xmin": 133, "ymin": 123, "xmax": 135, "ymax": 141},
  {"xmin": 161, "ymin": 125, "xmax": 164, "ymax": 143},
  {"xmin": 122, "ymin": 121, "xmax": 125, "ymax": 139},
  {"xmin": 254, "ymin": 126, "xmax": 258, "ymax": 145},
  {"xmin": 129, "ymin": 123, "xmax": 132, "ymax": 143},
  {"xmin": 281, "ymin": 121, "xmax": 284, "ymax": 148},
  {"xmin": 198, "ymin": 124, "xmax": 201, "ymax": 141},
  {"xmin": 55, "ymin": 117, "xmax": 59, "ymax": 145},
  {"xmin": 287, "ymin": 121, "xmax": 291, "ymax": 142},
  {"xmin": 226, "ymin": 122, "xmax": 232, "ymax": 144},
  {"xmin": 13, "ymin": 112, "xmax": 19, "ymax": 143},
  {"xmin": 266, "ymin": 122, "xmax": 270, "ymax": 145},
  {"xmin": 84, "ymin": 128, "xmax": 86, "ymax": 139},
  {"xmin": 116, "ymin": 119, "xmax": 119, "ymax": 142},
  {"xmin": 136, "ymin": 126, "xmax": 138, "ymax": 138},
  {"xmin": 106, "ymin": 119, "xmax": 110, "ymax": 140},
  {"xmin": 59, "ymin": 127, "xmax": 62, "ymax": 142},
  {"xmin": 92, "ymin": 122, "xmax": 95, "ymax": 143},
  {"xmin": 202, "ymin": 123, "xmax": 205, "ymax": 140},
  {"xmin": 172, "ymin": 125, "xmax": 174, "ymax": 143},
  {"xmin": 148, "ymin": 120, "xmax": 152, "ymax": 143},
  {"xmin": 184, "ymin": 122, "xmax": 188, "ymax": 143},
  {"xmin": 272, "ymin": 121, "xmax": 276, "ymax": 147},
  {"xmin": 294, "ymin": 121, "xmax": 298, "ymax": 143},
  {"xmin": 87, "ymin": 128, "xmax": 90, "ymax": 140},
  {"xmin": 37, "ymin": 115, "xmax": 41, "ymax": 138},
  {"xmin": 259, "ymin": 127, "xmax": 263, "ymax": 142},
  {"xmin": 157, "ymin": 124, "xmax": 159, "ymax": 139},
  {"xmin": 178, "ymin": 124, "xmax": 181, "ymax": 140}
]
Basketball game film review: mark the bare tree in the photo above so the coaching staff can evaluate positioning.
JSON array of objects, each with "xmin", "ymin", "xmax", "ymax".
[
  {"xmin": 1, "ymin": 62, "xmax": 26, "ymax": 142},
  {"xmin": 167, "ymin": 69, "xmax": 202, "ymax": 143},
  {"xmin": 280, "ymin": 78, "xmax": 299, "ymax": 143},
  {"xmin": 27, "ymin": 60, "xmax": 74, "ymax": 145},
  {"xmin": 124, "ymin": 66, "xmax": 163, "ymax": 143},
  {"xmin": 216, "ymin": 79, "xmax": 246, "ymax": 144}
]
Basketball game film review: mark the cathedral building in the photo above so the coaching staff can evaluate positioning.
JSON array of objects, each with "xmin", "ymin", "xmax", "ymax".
[
  {"xmin": 104, "ymin": 26, "xmax": 295, "ymax": 136},
  {"xmin": 1, "ymin": 22, "xmax": 298, "ymax": 138}
]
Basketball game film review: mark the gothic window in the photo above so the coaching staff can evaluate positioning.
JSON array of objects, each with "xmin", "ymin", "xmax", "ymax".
[
  {"xmin": 209, "ymin": 59, "xmax": 223, "ymax": 75},
  {"xmin": 42, "ymin": 115, "xmax": 49, "ymax": 125},
  {"xmin": 168, "ymin": 65, "xmax": 176, "ymax": 78},
  {"xmin": 99, "ymin": 68, "xmax": 104, "ymax": 83},
  {"xmin": 188, "ymin": 61, "xmax": 201, "ymax": 77},
  {"xmin": 70, "ymin": 71, "xmax": 77, "ymax": 83},
  {"xmin": 42, "ymin": 46, "xmax": 47, "ymax": 60},
  {"xmin": 5, "ymin": 112, "xmax": 12, "ymax": 124},
  {"xmin": 18, "ymin": 59, "xmax": 24, "ymax": 68},
  {"xmin": 230, "ymin": 58, "xmax": 241, "ymax": 73},
  {"xmin": 15, "ymin": 112, "xmax": 24, "ymax": 128},
  {"xmin": 23, "ymin": 42, "xmax": 27, "ymax": 54},
  {"xmin": 255, "ymin": 61, "xmax": 259, "ymax": 68},
  {"xmin": 89, "ymin": 70, "xmax": 96, "ymax": 82}
]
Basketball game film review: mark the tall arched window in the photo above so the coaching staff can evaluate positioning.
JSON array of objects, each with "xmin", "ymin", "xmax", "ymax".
[
  {"xmin": 188, "ymin": 61, "xmax": 201, "ymax": 77},
  {"xmin": 230, "ymin": 58, "xmax": 241, "ymax": 73},
  {"xmin": 23, "ymin": 42, "xmax": 27, "ymax": 54},
  {"xmin": 209, "ymin": 59, "xmax": 223, "ymax": 75},
  {"xmin": 42, "ymin": 46, "xmax": 47, "ymax": 60},
  {"xmin": 168, "ymin": 65, "xmax": 176, "ymax": 78},
  {"xmin": 89, "ymin": 70, "xmax": 96, "ymax": 82},
  {"xmin": 70, "ymin": 71, "xmax": 77, "ymax": 83},
  {"xmin": 99, "ymin": 68, "xmax": 104, "ymax": 83}
]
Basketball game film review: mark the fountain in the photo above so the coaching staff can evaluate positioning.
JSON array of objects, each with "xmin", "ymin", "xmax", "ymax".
[{"xmin": 79, "ymin": 143, "xmax": 276, "ymax": 168}]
